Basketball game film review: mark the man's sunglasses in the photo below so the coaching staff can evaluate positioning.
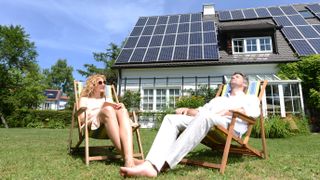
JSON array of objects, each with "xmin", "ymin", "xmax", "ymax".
[{"xmin": 98, "ymin": 81, "xmax": 106, "ymax": 85}]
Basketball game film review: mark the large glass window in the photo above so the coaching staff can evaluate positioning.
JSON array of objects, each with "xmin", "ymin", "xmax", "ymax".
[
  {"xmin": 169, "ymin": 89, "xmax": 180, "ymax": 108},
  {"xmin": 266, "ymin": 84, "xmax": 281, "ymax": 115},
  {"xmin": 232, "ymin": 36, "xmax": 272, "ymax": 54},
  {"xmin": 156, "ymin": 89, "xmax": 166, "ymax": 110},
  {"xmin": 283, "ymin": 84, "xmax": 302, "ymax": 115},
  {"xmin": 143, "ymin": 89, "xmax": 153, "ymax": 110}
]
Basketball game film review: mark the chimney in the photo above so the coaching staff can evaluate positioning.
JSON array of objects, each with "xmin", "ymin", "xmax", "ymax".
[{"xmin": 203, "ymin": 4, "xmax": 215, "ymax": 16}]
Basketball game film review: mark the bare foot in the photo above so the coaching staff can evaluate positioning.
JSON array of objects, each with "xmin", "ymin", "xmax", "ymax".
[
  {"xmin": 120, "ymin": 161, "xmax": 158, "ymax": 177},
  {"xmin": 124, "ymin": 159, "xmax": 135, "ymax": 167},
  {"xmin": 133, "ymin": 158, "xmax": 144, "ymax": 166}
]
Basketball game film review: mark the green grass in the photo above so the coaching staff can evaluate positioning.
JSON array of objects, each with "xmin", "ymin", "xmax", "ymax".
[{"xmin": 0, "ymin": 128, "xmax": 319, "ymax": 180}]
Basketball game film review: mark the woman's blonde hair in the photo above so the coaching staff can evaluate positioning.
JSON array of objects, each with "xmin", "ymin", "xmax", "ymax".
[{"xmin": 80, "ymin": 74, "xmax": 106, "ymax": 98}]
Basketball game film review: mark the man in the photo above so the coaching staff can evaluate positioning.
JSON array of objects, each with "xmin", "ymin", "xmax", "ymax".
[{"xmin": 120, "ymin": 72, "xmax": 260, "ymax": 177}]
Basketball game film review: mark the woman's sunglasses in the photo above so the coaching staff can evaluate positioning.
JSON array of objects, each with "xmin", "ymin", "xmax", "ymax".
[{"xmin": 98, "ymin": 81, "xmax": 106, "ymax": 85}]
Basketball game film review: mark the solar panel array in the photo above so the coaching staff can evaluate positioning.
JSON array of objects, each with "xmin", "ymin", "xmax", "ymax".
[
  {"xmin": 271, "ymin": 5, "xmax": 320, "ymax": 55},
  {"xmin": 116, "ymin": 13, "xmax": 219, "ymax": 64},
  {"xmin": 218, "ymin": 4, "xmax": 320, "ymax": 56}
]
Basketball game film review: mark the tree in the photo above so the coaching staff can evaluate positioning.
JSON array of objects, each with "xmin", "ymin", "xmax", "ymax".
[
  {"xmin": 0, "ymin": 25, "xmax": 45, "ymax": 116},
  {"xmin": 277, "ymin": 55, "xmax": 320, "ymax": 130},
  {"xmin": 78, "ymin": 42, "xmax": 120, "ymax": 84}
]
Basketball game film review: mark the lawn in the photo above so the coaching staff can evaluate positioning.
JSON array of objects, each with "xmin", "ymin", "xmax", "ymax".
[{"xmin": 0, "ymin": 128, "xmax": 319, "ymax": 179}]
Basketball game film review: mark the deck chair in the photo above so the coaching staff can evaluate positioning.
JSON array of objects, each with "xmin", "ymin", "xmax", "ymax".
[
  {"xmin": 181, "ymin": 80, "xmax": 268, "ymax": 174},
  {"xmin": 68, "ymin": 80, "xmax": 144, "ymax": 165}
]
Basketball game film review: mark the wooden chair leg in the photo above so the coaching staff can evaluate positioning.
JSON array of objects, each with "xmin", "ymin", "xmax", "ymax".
[{"xmin": 85, "ymin": 121, "xmax": 89, "ymax": 165}]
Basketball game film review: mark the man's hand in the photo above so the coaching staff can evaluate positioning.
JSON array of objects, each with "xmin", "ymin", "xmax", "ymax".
[{"xmin": 175, "ymin": 108, "xmax": 189, "ymax": 115}]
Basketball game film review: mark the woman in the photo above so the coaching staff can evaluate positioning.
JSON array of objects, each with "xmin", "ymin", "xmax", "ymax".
[{"xmin": 79, "ymin": 74, "xmax": 135, "ymax": 167}]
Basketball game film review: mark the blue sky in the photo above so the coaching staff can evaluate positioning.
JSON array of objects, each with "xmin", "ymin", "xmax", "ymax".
[{"xmin": 0, "ymin": 0, "xmax": 316, "ymax": 81}]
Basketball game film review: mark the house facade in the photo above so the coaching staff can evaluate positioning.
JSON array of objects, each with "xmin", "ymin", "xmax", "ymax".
[
  {"xmin": 113, "ymin": 3, "xmax": 320, "ymax": 127},
  {"xmin": 39, "ymin": 89, "xmax": 69, "ymax": 110}
]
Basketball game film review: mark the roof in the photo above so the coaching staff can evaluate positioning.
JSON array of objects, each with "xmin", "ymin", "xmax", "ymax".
[
  {"xmin": 44, "ymin": 89, "xmax": 69, "ymax": 101},
  {"xmin": 113, "ymin": 3, "xmax": 320, "ymax": 68}
]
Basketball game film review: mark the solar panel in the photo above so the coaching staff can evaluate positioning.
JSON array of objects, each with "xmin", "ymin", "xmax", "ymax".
[
  {"xmin": 243, "ymin": 9, "xmax": 258, "ymax": 19},
  {"xmin": 231, "ymin": 10, "xmax": 244, "ymax": 20},
  {"xmin": 273, "ymin": 16, "xmax": 293, "ymax": 26},
  {"xmin": 116, "ymin": 49, "xmax": 133, "ymax": 63},
  {"xmin": 190, "ymin": 22, "xmax": 202, "ymax": 32},
  {"xmin": 124, "ymin": 37, "xmax": 139, "ymax": 48},
  {"xmin": 130, "ymin": 48, "xmax": 146, "ymax": 62},
  {"xmin": 146, "ymin": 17, "xmax": 158, "ymax": 25},
  {"xmin": 144, "ymin": 48, "xmax": 160, "ymax": 62},
  {"xmin": 308, "ymin": 39, "xmax": 320, "ymax": 53},
  {"xmin": 166, "ymin": 24, "xmax": 178, "ymax": 34},
  {"xmin": 307, "ymin": 4, "xmax": 320, "ymax": 13},
  {"xmin": 296, "ymin": 26, "xmax": 320, "ymax": 39},
  {"xmin": 176, "ymin": 34, "xmax": 189, "ymax": 45},
  {"xmin": 203, "ymin": 21, "xmax": 215, "ymax": 31},
  {"xmin": 130, "ymin": 26, "xmax": 143, "ymax": 36},
  {"xmin": 315, "ymin": 13, "xmax": 320, "ymax": 19},
  {"xmin": 136, "ymin": 36, "xmax": 151, "ymax": 47},
  {"xmin": 168, "ymin": 15, "xmax": 179, "ymax": 24},
  {"xmin": 255, "ymin": 8, "xmax": 271, "ymax": 18},
  {"xmin": 149, "ymin": 35, "xmax": 163, "ymax": 47},
  {"xmin": 180, "ymin": 14, "xmax": 190, "ymax": 23},
  {"xmin": 203, "ymin": 32, "xmax": 217, "ymax": 44},
  {"xmin": 280, "ymin": 6, "xmax": 298, "ymax": 15},
  {"xmin": 191, "ymin": 13, "xmax": 202, "ymax": 22},
  {"xmin": 154, "ymin": 25, "xmax": 166, "ymax": 35},
  {"xmin": 158, "ymin": 47, "xmax": 174, "ymax": 61},
  {"xmin": 136, "ymin": 17, "xmax": 148, "ymax": 26},
  {"xmin": 142, "ymin": 26, "xmax": 155, "ymax": 35},
  {"xmin": 313, "ymin": 25, "xmax": 320, "ymax": 34},
  {"xmin": 287, "ymin": 15, "xmax": 308, "ymax": 25},
  {"xmin": 116, "ymin": 13, "xmax": 219, "ymax": 64},
  {"xmin": 173, "ymin": 46, "xmax": 188, "ymax": 60},
  {"xmin": 268, "ymin": 7, "xmax": 284, "ymax": 16},
  {"xmin": 162, "ymin": 34, "xmax": 176, "ymax": 46},
  {"xmin": 219, "ymin": 11, "xmax": 232, "ymax": 21},
  {"xmin": 204, "ymin": 45, "xmax": 219, "ymax": 59},
  {"xmin": 290, "ymin": 40, "xmax": 315, "ymax": 55},
  {"xmin": 282, "ymin": 27, "xmax": 303, "ymax": 40},
  {"xmin": 157, "ymin": 16, "xmax": 168, "ymax": 25},
  {"xmin": 188, "ymin": 46, "xmax": 202, "ymax": 59},
  {"xmin": 178, "ymin": 23, "xmax": 189, "ymax": 33},
  {"xmin": 190, "ymin": 33, "xmax": 202, "ymax": 44}
]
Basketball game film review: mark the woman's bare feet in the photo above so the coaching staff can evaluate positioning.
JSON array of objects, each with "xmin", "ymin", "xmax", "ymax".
[
  {"xmin": 120, "ymin": 161, "xmax": 158, "ymax": 177},
  {"xmin": 133, "ymin": 158, "xmax": 144, "ymax": 166},
  {"xmin": 124, "ymin": 159, "xmax": 135, "ymax": 167}
]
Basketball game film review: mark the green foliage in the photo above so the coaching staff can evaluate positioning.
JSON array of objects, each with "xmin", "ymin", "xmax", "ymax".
[
  {"xmin": 77, "ymin": 43, "xmax": 120, "ymax": 84},
  {"xmin": 119, "ymin": 90, "xmax": 141, "ymax": 110},
  {"xmin": 0, "ymin": 25, "xmax": 46, "ymax": 116},
  {"xmin": 176, "ymin": 96, "xmax": 205, "ymax": 108},
  {"xmin": 6, "ymin": 109, "xmax": 72, "ymax": 128},
  {"xmin": 252, "ymin": 115, "xmax": 310, "ymax": 138},
  {"xmin": 186, "ymin": 84, "xmax": 217, "ymax": 103},
  {"xmin": 277, "ymin": 54, "xmax": 320, "ymax": 125}
]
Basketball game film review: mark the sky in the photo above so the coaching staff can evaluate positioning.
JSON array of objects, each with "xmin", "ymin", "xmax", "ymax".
[{"xmin": 0, "ymin": 0, "xmax": 317, "ymax": 81}]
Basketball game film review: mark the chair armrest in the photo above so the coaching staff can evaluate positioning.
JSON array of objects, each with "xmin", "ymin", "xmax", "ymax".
[
  {"xmin": 229, "ymin": 110, "xmax": 256, "ymax": 124},
  {"xmin": 76, "ymin": 107, "xmax": 87, "ymax": 116}
]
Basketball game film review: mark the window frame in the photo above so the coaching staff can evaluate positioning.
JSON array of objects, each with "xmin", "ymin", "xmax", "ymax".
[{"xmin": 232, "ymin": 36, "xmax": 273, "ymax": 54}]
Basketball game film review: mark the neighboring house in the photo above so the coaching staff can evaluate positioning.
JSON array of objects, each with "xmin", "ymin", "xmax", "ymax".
[
  {"xmin": 40, "ymin": 89, "xmax": 69, "ymax": 110},
  {"xmin": 113, "ymin": 3, "xmax": 320, "ymax": 127}
]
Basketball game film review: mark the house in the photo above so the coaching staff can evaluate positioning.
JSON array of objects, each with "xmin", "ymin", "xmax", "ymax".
[
  {"xmin": 40, "ymin": 89, "xmax": 69, "ymax": 110},
  {"xmin": 113, "ymin": 3, "xmax": 320, "ymax": 127}
]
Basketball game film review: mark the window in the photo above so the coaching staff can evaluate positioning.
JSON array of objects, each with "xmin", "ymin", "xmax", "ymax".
[
  {"xmin": 232, "ymin": 37, "xmax": 272, "ymax": 54},
  {"xmin": 299, "ymin": 10, "xmax": 314, "ymax": 19},
  {"xmin": 142, "ymin": 88, "xmax": 180, "ymax": 111},
  {"xmin": 143, "ymin": 89, "xmax": 153, "ymax": 110}
]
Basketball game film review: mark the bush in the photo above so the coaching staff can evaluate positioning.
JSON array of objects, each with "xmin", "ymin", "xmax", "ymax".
[
  {"xmin": 252, "ymin": 115, "xmax": 310, "ymax": 138},
  {"xmin": 6, "ymin": 109, "xmax": 72, "ymax": 128},
  {"xmin": 119, "ymin": 90, "xmax": 141, "ymax": 110},
  {"xmin": 176, "ymin": 96, "xmax": 205, "ymax": 108}
]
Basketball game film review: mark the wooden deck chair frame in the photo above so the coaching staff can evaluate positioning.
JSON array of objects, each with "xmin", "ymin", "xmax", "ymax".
[
  {"xmin": 68, "ymin": 80, "xmax": 144, "ymax": 165},
  {"xmin": 181, "ymin": 80, "xmax": 268, "ymax": 174}
]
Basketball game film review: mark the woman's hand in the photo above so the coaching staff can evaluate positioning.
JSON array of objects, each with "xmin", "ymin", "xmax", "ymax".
[{"xmin": 113, "ymin": 103, "xmax": 124, "ymax": 110}]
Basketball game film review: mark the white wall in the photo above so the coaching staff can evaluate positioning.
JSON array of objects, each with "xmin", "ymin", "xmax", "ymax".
[{"xmin": 120, "ymin": 64, "xmax": 278, "ymax": 78}]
